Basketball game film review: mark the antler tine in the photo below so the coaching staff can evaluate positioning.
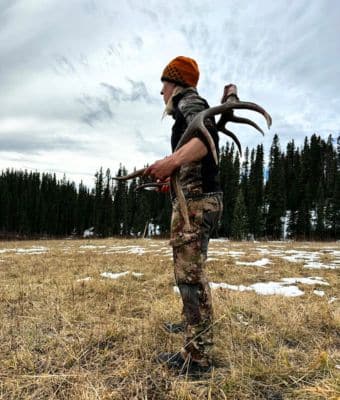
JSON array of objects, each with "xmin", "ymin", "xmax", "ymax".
[
  {"xmin": 112, "ymin": 167, "xmax": 146, "ymax": 181},
  {"xmin": 200, "ymin": 100, "xmax": 272, "ymax": 129},
  {"xmin": 218, "ymin": 115, "xmax": 265, "ymax": 136},
  {"xmin": 218, "ymin": 126, "xmax": 243, "ymax": 156}
]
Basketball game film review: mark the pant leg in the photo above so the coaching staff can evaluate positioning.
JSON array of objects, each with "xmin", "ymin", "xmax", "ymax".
[{"xmin": 170, "ymin": 194, "xmax": 222, "ymax": 364}]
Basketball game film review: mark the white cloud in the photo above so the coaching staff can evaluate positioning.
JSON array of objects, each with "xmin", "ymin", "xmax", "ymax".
[{"xmin": 0, "ymin": 0, "xmax": 339, "ymax": 187}]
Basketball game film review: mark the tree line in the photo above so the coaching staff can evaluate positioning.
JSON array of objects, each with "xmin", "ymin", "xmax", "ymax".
[{"xmin": 0, "ymin": 134, "xmax": 339, "ymax": 240}]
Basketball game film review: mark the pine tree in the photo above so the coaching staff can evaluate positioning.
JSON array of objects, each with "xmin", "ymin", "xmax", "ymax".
[
  {"xmin": 315, "ymin": 182, "xmax": 325, "ymax": 239},
  {"xmin": 101, "ymin": 169, "xmax": 113, "ymax": 237},
  {"xmin": 231, "ymin": 189, "xmax": 248, "ymax": 240},
  {"xmin": 265, "ymin": 134, "xmax": 285, "ymax": 239},
  {"xmin": 248, "ymin": 145, "xmax": 265, "ymax": 238},
  {"xmin": 112, "ymin": 165, "xmax": 128, "ymax": 235},
  {"xmin": 219, "ymin": 144, "xmax": 240, "ymax": 237}
]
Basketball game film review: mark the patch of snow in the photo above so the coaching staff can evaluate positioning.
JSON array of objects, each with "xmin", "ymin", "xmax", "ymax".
[
  {"xmin": 236, "ymin": 258, "xmax": 272, "ymax": 267},
  {"xmin": 281, "ymin": 277, "xmax": 329, "ymax": 286},
  {"xmin": 174, "ymin": 280, "xmax": 304, "ymax": 297},
  {"xmin": 282, "ymin": 252, "xmax": 319, "ymax": 263},
  {"xmin": 313, "ymin": 290, "xmax": 325, "ymax": 297},
  {"xmin": 256, "ymin": 248, "xmax": 270, "ymax": 255},
  {"xmin": 101, "ymin": 271, "xmax": 144, "ymax": 280},
  {"xmin": 77, "ymin": 277, "xmax": 92, "ymax": 282},
  {"xmin": 128, "ymin": 247, "xmax": 145, "ymax": 255},
  {"xmin": 101, "ymin": 271, "xmax": 130, "ymax": 280},
  {"xmin": 83, "ymin": 227, "xmax": 95, "ymax": 238},
  {"xmin": 304, "ymin": 262, "xmax": 339, "ymax": 270},
  {"xmin": 250, "ymin": 282, "xmax": 304, "ymax": 297},
  {"xmin": 148, "ymin": 223, "xmax": 161, "ymax": 236},
  {"xmin": 0, "ymin": 246, "xmax": 48, "ymax": 254},
  {"xmin": 209, "ymin": 282, "xmax": 251, "ymax": 292},
  {"xmin": 328, "ymin": 297, "xmax": 337, "ymax": 304},
  {"xmin": 21, "ymin": 246, "xmax": 48, "ymax": 253},
  {"xmin": 104, "ymin": 246, "xmax": 146, "ymax": 255}
]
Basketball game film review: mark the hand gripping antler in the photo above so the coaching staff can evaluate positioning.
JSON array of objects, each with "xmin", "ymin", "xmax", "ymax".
[{"xmin": 114, "ymin": 86, "xmax": 272, "ymax": 233}]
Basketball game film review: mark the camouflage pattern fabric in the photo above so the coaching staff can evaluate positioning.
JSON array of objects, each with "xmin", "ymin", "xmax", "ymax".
[
  {"xmin": 171, "ymin": 87, "xmax": 220, "ymax": 197},
  {"xmin": 170, "ymin": 192, "xmax": 223, "ymax": 365}
]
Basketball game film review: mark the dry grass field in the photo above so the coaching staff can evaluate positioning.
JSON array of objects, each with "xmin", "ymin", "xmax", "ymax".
[{"xmin": 0, "ymin": 238, "xmax": 339, "ymax": 399}]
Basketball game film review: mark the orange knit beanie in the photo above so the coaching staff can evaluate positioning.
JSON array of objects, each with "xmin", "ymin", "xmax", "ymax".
[{"xmin": 161, "ymin": 56, "xmax": 199, "ymax": 88}]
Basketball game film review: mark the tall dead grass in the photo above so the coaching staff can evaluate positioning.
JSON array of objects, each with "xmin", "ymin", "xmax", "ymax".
[{"xmin": 0, "ymin": 239, "xmax": 339, "ymax": 399}]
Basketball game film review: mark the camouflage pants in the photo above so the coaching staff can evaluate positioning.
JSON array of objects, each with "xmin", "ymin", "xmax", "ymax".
[{"xmin": 170, "ymin": 192, "xmax": 223, "ymax": 365}]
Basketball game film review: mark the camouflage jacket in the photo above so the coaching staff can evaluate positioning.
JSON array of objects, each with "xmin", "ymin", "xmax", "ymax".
[{"xmin": 171, "ymin": 87, "xmax": 220, "ymax": 198}]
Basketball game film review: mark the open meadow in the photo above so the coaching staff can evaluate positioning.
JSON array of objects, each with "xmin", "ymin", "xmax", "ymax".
[{"xmin": 0, "ymin": 238, "xmax": 339, "ymax": 399}]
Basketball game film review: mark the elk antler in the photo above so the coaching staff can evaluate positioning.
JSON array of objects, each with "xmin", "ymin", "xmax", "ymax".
[
  {"xmin": 114, "ymin": 87, "xmax": 272, "ymax": 233},
  {"xmin": 175, "ymin": 92, "xmax": 272, "ymax": 161}
]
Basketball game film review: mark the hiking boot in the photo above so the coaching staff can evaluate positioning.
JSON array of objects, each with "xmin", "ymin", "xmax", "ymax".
[
  {"xmin": 163, "ymin": 321, "xmax": 185, "ymax": 334},
  {"xmin": 155, "ymin": 352, "xmax": 213, "ymax": 377}
]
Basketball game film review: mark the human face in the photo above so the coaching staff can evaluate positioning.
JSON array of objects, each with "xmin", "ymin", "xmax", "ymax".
[{"xmin": 160, "ymin": 81, "xmax": 176, "ymax": 104}]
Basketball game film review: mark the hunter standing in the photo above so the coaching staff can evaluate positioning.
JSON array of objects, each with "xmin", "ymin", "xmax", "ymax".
[{"xmin": 145, "ymin": 56, "xmax": 226, "ymax": 374}]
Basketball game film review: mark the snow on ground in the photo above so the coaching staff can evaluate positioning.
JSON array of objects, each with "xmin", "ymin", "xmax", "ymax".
[
  {"xmin": 236, "ymin": 258, "xmax": 272, "ymax": 267},
  {"xmin": 249, "ymin": 282, "xmax": 304, "ymax": 297},
  {"xmin": 304, "ymin": 261, "xmax": 339, "ymax": 270},
  {"xmin": 228, "ymin": 251, "xmax": 246, "ymax": 257},
  {"xmin": 252, "ymin": 247, "xmax": 339, "ymax": 270},
  {"xmin": 314, "ymin": 290, "xmax": 325, "ymax": 297},
  {"xmin": 280, "ymin": 277, "xmax": 329, "ymax": 286},
  {"xmin": 71, "ymin": 239, "xmax": 339, "ymax": 272},
  {"xmin": 174, "ymin": 275, "xmax": 330, "ymax": 298},
  {"xmin": 75, "ymin": 271, "xmax": 144, "ymax": 282},
  {"xmin": 101, "ymin": 271, "xmax": 130, "ymax": 279},
  {"xmin": 100, "ymin": 271, "xmax": 144, "ymax": 280},
  {"xmin": 0, "ymin": 246, "xmax": 48, "ymax": 254},
  {"xmin": 56, "ymin": 240, "xmax": 339, "ymax": 299}
]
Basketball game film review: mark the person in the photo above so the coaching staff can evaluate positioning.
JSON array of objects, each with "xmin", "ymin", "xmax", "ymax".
[{"xmin": 145, "ymin": 56, "xmax": 226, "ymax": 375}]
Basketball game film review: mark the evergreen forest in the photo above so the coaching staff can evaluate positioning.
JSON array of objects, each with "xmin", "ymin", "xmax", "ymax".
[{"xmin": 0, "ymin": 134, "xmax": 339, "ymax": 240}]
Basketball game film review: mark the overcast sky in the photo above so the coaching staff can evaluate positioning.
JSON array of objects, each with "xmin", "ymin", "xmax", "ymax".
[{"xmin": 1, "ymin": 0, "xmax": 339, "ymax": 188}]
